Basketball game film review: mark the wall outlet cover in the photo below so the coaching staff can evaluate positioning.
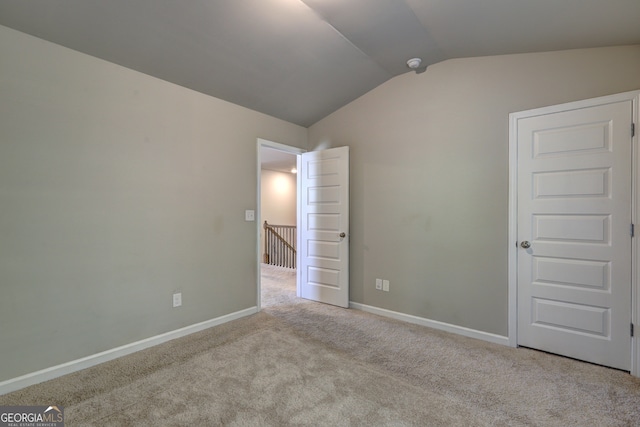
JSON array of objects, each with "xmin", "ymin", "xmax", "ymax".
[{"xmin": 375, "ymin": 279, "xmax": 383, "ymax": 290}]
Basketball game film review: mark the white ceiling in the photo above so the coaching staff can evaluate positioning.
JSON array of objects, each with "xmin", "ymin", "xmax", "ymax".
[
  {"xmin": 261, "ymin": 147, "xmax": 297, "ymax": 174},
  {"xmin": 1, "ymin": 0, "xmax": 639, "ymax": 127}
]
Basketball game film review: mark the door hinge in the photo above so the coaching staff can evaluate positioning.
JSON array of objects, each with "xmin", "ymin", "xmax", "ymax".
[
  {"xmin": 632, "ymin": 323, "xmax": 635, "ymax": 337},
  {"xmin": 632, "ymin": 123, "xmax": 636, "ymax": 137},
  {"xmin": 631, "ymin": 224, "xmax": 635, "ymax": 238}
]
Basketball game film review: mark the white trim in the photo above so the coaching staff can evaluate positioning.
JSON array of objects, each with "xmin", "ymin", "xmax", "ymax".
[
  {"xmin": 0, "ymin": 307, "xmax": 258, "ymax": 396},
  {"xmin": 633, "ymin": 93, "xmax": 640, "ymax": 377},
  {"xmin": 296, "ymin": 154, "xmax": 302, "ymax": 299},
  {"xmin": 508, "ymin": 110, "xmax": 519, "ymax": 348},
  {"xmin": 508, "ymin": 89, "xmax": 640, "ymax": 376},
  {"xmin": 350, "ymin": 302, "xmax": 509, "ymax": 346},
  {"xmin": 256, "ymin": 138, "xmax": 306, "ymax": 308}
]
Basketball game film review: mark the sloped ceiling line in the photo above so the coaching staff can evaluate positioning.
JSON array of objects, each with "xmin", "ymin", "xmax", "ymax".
[{"xmin": 0, "ymin": 0, "xmax": 639, "ymax": 126}]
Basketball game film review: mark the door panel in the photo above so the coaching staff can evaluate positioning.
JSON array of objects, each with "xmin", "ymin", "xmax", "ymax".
[
  {"xmin": 531, "ymin": 298, "xmax": 609, "ymax": 336},
  {"xmin": 517, "ymin": 100, "xmax": 632, "ymax": 370},
  {"xmin": 299, "ymin": 147, "xmax": 349, "ymax": 308},
  {"xmin": 532, "ymin": 214, "xmax": 609, "ymax": 242},
  {"xmin": 533, "ymin": 257, "xmax": 609, "ymax": 290}
]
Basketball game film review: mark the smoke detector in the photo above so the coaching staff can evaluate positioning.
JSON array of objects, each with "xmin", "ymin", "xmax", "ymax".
[{"xmin": 406, "ymin": 57, "xmax": 422, "ymax": 69}]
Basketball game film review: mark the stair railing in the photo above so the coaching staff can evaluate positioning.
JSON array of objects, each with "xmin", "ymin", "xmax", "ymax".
[{"xmin": 263, "ymin": 221, "xmax": 296, "ymax": 268}]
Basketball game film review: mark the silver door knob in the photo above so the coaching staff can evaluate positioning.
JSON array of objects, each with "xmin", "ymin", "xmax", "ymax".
[
  {"xmin": 339, "ymin": 232, "xmax": 346, "ymax": 238},
  {"xmin": 520, "ymin": 241, "xmax": 531, "ymax": 249}
]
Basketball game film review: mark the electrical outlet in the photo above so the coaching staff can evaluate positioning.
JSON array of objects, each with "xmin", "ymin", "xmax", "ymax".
[
  {"xmin": 173, "ymin": 292, "xmax": 182, "ymax": 307},
  {"xmin": 382, "ymin": 280, "xmax": 390, "ymax": 292},
  {"xmin": 375, "ymin": 279, "xmax": 383, "ymax": 290}
]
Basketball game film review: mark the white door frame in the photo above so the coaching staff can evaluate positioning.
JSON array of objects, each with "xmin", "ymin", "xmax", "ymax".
[
  {"xmin": 256, "ymin": 138, "xmax": 306, "ymax": 309},
  {"xmin": 508, "ymin": 90, "xmax": 640, "ymax": 377}
]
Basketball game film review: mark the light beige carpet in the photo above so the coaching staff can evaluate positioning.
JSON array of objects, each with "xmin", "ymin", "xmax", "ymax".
[{"xmin": 2, "ymin": 264, "xmax": 639, "ymax": 426}]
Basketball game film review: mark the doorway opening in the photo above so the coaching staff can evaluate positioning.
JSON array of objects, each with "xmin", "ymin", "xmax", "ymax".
[
  {"xmin": 257, "ymin": 139, "xmax": 305, "ymax": 309},
  {"xmin": 257, "ymin": 140, "xmax": 350, "ymax": 309}
]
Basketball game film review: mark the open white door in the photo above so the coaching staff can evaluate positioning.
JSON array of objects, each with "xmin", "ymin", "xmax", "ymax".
[{"xmin": 298, "ymin": 146, "xmax": 349, "ymax": 308}]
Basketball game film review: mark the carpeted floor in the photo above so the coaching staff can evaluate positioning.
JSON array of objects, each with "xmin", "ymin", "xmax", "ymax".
[{"xmin": 2, "ymin": 264, "xmax": 640, "ymax": 426}]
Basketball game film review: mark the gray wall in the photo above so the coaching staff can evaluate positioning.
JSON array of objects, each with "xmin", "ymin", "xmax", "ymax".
[
  {"xmin": 308, "ymin": 46, "xmax": 640, "ymax": 336},
  {"xmin": 260, "ymin": 170, "xmax": 297, "ymax": 227},
  {"xmin": 3, "ymin": 21, "xmax": 640, "ymax": 384},
  {"xmin": 0, "ymin": 25, "xmax": 306, "ymax": 382}
]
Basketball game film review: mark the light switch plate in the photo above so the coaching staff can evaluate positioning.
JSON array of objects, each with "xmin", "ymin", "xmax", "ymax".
[
  {"xmin": 245, "ymin": 210, "xmax": 255, "ymax": 221},
  {"xmin": 173, "ymin": 292, "xmax": 182, "ymax": 307}
]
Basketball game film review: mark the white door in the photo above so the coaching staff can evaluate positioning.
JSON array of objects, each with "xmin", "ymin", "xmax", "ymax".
[
  {"xmin": 298, "ymin": 146, "xmax": 349, "ymax": 308},
  {"xmin": 516, "ymin": 100, "xmax": 633, "ymax": 370}
]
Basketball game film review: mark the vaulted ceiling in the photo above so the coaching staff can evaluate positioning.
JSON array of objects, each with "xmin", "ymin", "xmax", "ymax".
[{"xmin": 1, "ymin": 0, "xmax": 639, "ymax": 127}]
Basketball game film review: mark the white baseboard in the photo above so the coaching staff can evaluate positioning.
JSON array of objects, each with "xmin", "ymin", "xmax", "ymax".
[
  {"xmin": 349, "ymin": 302, "xmax": 509, "ymax": 346},
  {"xmin": 0, "ymin": 306, "xmax": 259, "ymax": 396}
]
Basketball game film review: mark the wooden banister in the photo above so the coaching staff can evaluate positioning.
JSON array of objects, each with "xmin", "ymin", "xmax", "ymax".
[{"xmin": 264, "ymin": 221, "xmax": 296, "ymax": 268}]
